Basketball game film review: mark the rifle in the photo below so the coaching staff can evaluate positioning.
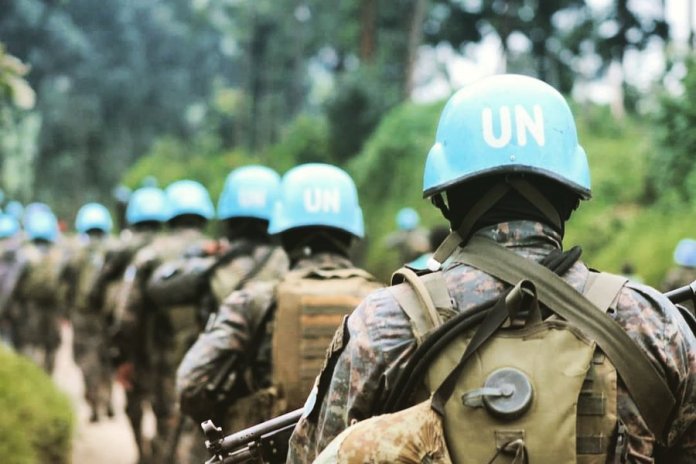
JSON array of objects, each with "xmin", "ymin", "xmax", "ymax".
[
  {"xmin": 201, "ymin": 279, "xmax": 696, "ymax": 464},
  {"xmin": 201, "ymin": 409, "xmax": 302, "ymax": 464}
]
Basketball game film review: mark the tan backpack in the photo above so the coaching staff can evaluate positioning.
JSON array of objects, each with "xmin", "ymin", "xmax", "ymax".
[{"xmin": 271, "ymin": 266, "xmax": 382, "ymax": 415}]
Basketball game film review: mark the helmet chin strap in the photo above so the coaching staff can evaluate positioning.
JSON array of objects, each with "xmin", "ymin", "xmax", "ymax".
[{"xmin": 427, "ymin": 179, "xmax": 562, "ymax": 272}]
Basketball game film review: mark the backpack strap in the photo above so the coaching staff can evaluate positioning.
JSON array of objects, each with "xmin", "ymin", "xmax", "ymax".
[
  {"xmin": 388, "ymin": 268, "xmax": 452, "ymax": 343},
  {"xmin": 456, "ymin": 235, "xmax": 675, "ymax": 444}
]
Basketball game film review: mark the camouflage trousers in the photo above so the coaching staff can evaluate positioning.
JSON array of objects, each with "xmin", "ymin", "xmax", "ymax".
[{"xmin": 73, "ymin": 316, "xmax": 113, "ymax": 421}]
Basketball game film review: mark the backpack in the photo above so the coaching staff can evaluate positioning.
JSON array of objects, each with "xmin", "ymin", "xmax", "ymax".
[
  {"xmin": 271, "ymin": 266, "xmax": 382, "ymax": 415},
  {"xmin": 18, "ymin": 243, "xmax": 64, "ymax": 304},
  {"xmin": 335, "ymin": 236, "xmax": 673, "ymax": 463}
]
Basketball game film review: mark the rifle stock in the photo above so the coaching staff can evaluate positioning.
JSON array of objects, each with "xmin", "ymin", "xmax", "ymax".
[{"xmin": 201, "ymin": 279, "xmax": 696, "ymax": 463}]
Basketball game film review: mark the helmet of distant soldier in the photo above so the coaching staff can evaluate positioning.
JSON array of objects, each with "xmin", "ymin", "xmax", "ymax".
[
  {"xmin": 25, "ymin": 209, "xmax": 59, "ymax": 242},
  {"xmin": 422, "ymin": 74, "xmax": 590, "ymax": 199},
  {"xmin": 217, "ymin": 165, "xmax": 281, "ymax": 221},
  {"xmin": 674, "ymin": 239, "xmax": 696, "ymax": 268},
  {"xmin": 396, "ymin": 207, "xmax": 420, "ymax": 231},
  {"xmin": 5, "ymin": 201, "xmax": 23, "ymax": 221},
  {"xmin": 164, "ymin": 180, "xmax": 214, "ymax": 221},
  {"xmin": 75, "ymin": 202, "xmax": 113, "ymax": 234},
  {"xmin": 268, "ymin": 163, "xmax": 364, "ymax": 238},
  {"xmin": 126, "ymin": 187, "xmax": 169, "ymax": 225},
  {"xmin": 0, "ymin": 213, "xmax": 19, "ymax": 239}
]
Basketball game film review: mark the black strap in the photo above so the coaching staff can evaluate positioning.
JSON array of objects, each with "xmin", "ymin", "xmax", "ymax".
[{"xmin": 456, "ymin": 236, "xmax": 675, "ymax": 443}]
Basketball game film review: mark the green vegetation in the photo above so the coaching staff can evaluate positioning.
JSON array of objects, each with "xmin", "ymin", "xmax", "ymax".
[{"xmin": 0, "ymin": 347, "xmax": 74, "ymax": 464}]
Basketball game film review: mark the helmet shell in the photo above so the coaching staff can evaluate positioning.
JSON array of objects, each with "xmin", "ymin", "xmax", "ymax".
[
  {"xmin": 75, "ymin": 202, "xmax": 113, "ymax": 234},
  {"xmin": 674, "ymin": 239, "xmax": 696, "ymax": 267},
  {"xmin": 396, "ymin": 207, "xmax": 420, "ymax": 231},
  {"xmin": 268, "ymin": 163, "xmax": 364, "ymax": 238},
  {"xmin": 25, "ymin": 209, "xmax": 59, "ymax": 242},
  {"xmin": 165, "ymin": 180, "xmax": 214, "ymax": 221},
  {"xmin": 423, "ymin": 74, "xmax": 590, "ymax": 199},
  {"xmin": 5, "ymin": 201, "xmax": 23, "ymax": 221},
  {"xmin": 217, "ymin": 165, "xmax": 281, "ymax": 221},
  {"xmin": 126, "ymin": 187, "xmax": 169, "ymax": 225},
  {"xmin": 0, "ymin": 213, "xmax": 19, "ymax": 239}
]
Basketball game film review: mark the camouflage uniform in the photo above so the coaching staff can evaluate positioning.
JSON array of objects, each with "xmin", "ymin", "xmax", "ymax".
[
  {"xmin": 10, "ymin": 240, "xmax": 65, "ymax": 373},
  {"xmin": 288, "ymin": 221, "xmax": 696, "ymax": 463},
  {"xmin": 63, "ymin": 234, "xmax": 116, "ymax": 421},
  {"xmin": 662, "ymin": 266, "xmax": 696, "ymax": 314},
  {"xmin": 177, "ymin": 253, "xmax": 376, "ymax": 432},
  {"xmin": 123, "ymin": 226, "xmax": 211, "ymax": 463},
  {"xmin": 0, "ymin": 235, "xmax": 25, "ymax": 346}
]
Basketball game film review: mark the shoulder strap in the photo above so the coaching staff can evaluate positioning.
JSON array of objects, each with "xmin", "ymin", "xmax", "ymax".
[
  {"xmin": 388, "ymin": 267, "xmax": 452, "ymax": 342},
  {"xmin": 457, "ymin": 235, "xmax": 674, "ymax": 443}
]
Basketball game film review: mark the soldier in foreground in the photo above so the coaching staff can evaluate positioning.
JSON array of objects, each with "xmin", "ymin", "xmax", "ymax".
[
  {"xmin": 63, "ymin": 202, "xmax": 115, "ymax": 422},
  {"xmin": 177, "ymin": 163, "xmax": 381, "ymax": 444},
  {"xmin": 289, "ymin": 75, "xmax": 696, "ymax": 463}
]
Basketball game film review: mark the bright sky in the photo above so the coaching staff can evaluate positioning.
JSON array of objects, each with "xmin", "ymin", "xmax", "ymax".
[{"xmin": 412, "ymin": 0, "xmax": 695, "ymax": 103}]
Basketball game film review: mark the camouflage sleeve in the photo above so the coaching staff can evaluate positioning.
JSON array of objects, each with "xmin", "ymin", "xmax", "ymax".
[
  {"xmin": 287, "ymin": 288, "xmax": 417, "ymax": 463},
  {"xmin": 616, "ymin": 283, "xmax": 696, "ymax": 461},
  {"xmin": 176, "ymin": 281, "xmax": 275, "ymax": 422}
]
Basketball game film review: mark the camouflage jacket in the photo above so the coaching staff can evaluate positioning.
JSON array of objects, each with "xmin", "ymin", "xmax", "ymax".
[
  {"xmin": 176, "ymin": 253, "xmax": 355, "ymax": 423},
  {"xmin": 208, "ymin": 238, "xmax": 288, "ymax": 304},
  {"xmin": 288, "ymin": 221, "xmax": 696, "ymax": 463}
]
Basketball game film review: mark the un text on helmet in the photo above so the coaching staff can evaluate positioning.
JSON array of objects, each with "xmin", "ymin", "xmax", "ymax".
[
  {"xmin": 481, "ymin": 105, "xmax": 545, "ymax": 149},
  {"xmin": 239, "ymin": 190, "xmax": 267, "ymax": 208},
  {"xmin": 304, "ymin": 188, "xmax": 341, "ymax": 214}
]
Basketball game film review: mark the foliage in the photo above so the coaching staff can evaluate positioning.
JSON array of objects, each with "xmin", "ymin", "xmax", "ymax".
[
  {"xmin": 648, "ymin": 58, "xmax": 696, "ymax": 204},
  {"xmin": 0, "ymin": 347, "xmax": 74, "ymax": 464}
]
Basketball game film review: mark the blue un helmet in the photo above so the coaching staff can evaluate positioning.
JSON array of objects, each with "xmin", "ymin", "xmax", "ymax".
[
  {"xmin": 75, "ymin": 202, "xmax": 113, "ymax": 234},
  {"xmin": 165, "ymin": 180, "xmax": 214, "ymax": 221},
  {"xmin": 0, "ymin": 213, "xmax": 19, "ymax": 239},
  {"xmin": 423, "ymin": 74, "xmax": 590, "ymax": 199},
  {"xmin": 674, "ymin": 239, "xmax": 696, "ymax": 268},
  {"xmin": 5, "ymin": 201, "xmax": 23, "ymax": 221},
  {"xmin": 25, "ymin": 209, "xmax": 59, "ymax": 242},
  {"xmin": 217, "ymin": 165, "xmax": 281, "ymax": 221},
  {"xmin": 126, "ymin": 187, "xmax": 169, "ymax": 225},
  {"xmin": 396, "ymin": 207, "xmax": 420, "ymax": 231},
  {"xmin": 268, "ymin": 163, "xmax": 364, "ymax": 238}
]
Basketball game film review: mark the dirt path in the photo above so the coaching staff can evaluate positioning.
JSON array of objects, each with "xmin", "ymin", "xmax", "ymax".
[{"xmin": 52, "ymin": 323, "xmax": 154, "ymax": 464}]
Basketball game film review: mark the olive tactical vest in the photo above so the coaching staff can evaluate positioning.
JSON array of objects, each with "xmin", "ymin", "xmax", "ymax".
[{"xmin": 271, "ymin": 266, "xmax": 382, "ymax": 414}]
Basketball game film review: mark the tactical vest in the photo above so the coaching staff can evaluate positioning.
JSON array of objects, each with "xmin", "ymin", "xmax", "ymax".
[
  {"xmin": 17, "ymin": 244, "xmax": 63, "ymax": 304},
  {"xmin": 271, "ymin": 266, "xmax": 382, "ymax": 415},
  {"xmin": 321, "ymin": 237, "xmax": 674, "ymax": 463}
]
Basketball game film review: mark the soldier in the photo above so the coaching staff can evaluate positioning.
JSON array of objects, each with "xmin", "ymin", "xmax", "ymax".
[
  {"xmin": 103, "ymin": 186, "xmax": 169, "ymax": 464},
  {"xmin": 662, "ymin": 239, "xmax": 696, "ymax": 314},
  {"xmin": 11, "ymin": 206, "xmax": 64, "ymax": 373},
  {"xmin": 384, "ymin": 207, "xmax": 430, "ymax": 265},
  {"xmin": 0, "ymin": 212, "xmax": 22, "ymax": 345},
  {"xmin": 289, "ymin": 75, "xmax": 696, "ymax": 463},
  {"xmin": 205, "ymin": 165, "xmax": 289, "ymax": 315},
  {"xmin": 63, "ymin": 202, "xmax": 115, "ymax": 422},
  {"xmin": 122, "ymin": 179, "xmax": 215, "ymax": 463},
  {"xmin": 176, "ymin": 163, "xmax": 382, "ymax": 442}
]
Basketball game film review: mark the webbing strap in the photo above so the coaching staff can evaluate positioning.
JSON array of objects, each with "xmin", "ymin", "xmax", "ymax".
[
  {"xmin": 457, "ymin": 236, "xmax": 674, "ymax": 443},
  {"xmin": 389, "ymin": 269, "xmax": 452, "ymax": 342},
  {"xmin": 583, "ymin": 271, "xmax": 627, "ymax": 314}
]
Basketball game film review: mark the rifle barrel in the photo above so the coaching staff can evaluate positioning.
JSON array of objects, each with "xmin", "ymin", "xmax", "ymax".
[
  {"xmin": 219, "ymin": 409, "xmax": 303, "ymax": 453},
  {"xmin": 665, "ymin": 281, "xmax": 696, "ymax": 304}
]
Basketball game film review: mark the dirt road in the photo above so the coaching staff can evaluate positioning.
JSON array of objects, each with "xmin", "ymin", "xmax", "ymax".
[{"xmin": 52, "ymin": 323, "xmax": 154, "ymax": 464}]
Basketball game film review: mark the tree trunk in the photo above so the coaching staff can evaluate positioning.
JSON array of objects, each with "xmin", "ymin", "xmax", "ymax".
[
  {"xmin": 360, "ymin": 0, "xmax": 377, "ymax": 62},
  {"xmin": 404, "ymin": 0, "xmax": 428, "ymax": 98}
]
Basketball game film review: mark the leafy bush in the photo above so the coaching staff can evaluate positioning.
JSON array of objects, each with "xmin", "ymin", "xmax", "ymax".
[{"xmin": 0, "ymin": 347, "xmax": 74, "ymax": 463}]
